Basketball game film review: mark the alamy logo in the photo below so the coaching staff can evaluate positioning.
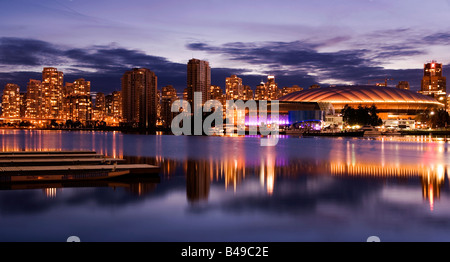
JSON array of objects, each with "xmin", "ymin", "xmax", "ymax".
[{"xmin": 171, "ymin": 92, "xmax": 279, "ymax": 146}]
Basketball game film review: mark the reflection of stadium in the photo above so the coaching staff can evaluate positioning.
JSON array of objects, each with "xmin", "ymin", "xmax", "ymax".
[{"xmin": 331, "ymin": 162, "xmax": 446, "ymax": 211}]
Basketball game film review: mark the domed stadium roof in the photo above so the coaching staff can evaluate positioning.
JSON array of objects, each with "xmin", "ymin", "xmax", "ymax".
[{"xmin": 279, "ymin": 85, "xmax": 443, "ymax": 105}]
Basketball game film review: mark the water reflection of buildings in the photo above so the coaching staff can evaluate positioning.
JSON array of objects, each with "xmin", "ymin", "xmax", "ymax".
[
  {"xmin": 331, "ymin": 162, "xmax": 447, "ymax": 211},
  {"xmin": 1, "ymin": 130, "xmax": 447, "ymax": 209},
  {"xmin": 33, "ymin": 180, "xmax": 158, "ymax": 198},
  {"xmin": 37, "ymin": 180, "xmax": 159, "ymax": 197},
  {"xmin": 185, "ymin": 159, "xmax": 210, "ymax": 202},
  {"xmin": 0, "ymin": 130, "xmax": 124, "ymax": 160},
  {"xmin": 3, "ymin": 151, "xmax": 448, "ymax": 210},
  {"xmin": 44, "ymin": 187, "xmax": 59, "ymax": 198},
  {"xmin": 174, "ymin": 156, "xmax": 447, "ymax": 210}
]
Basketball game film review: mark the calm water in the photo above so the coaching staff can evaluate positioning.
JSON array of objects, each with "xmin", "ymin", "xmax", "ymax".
[{"xmin": 0, "ymin": 129, "xmax": 449, "ymax": 242}]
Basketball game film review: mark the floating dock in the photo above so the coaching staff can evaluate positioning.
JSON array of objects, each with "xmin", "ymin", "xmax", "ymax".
[
  {"xmin": 0, "ymin": 158, "xmax": 125, "ymax": 166},
  {"xmin": 0, "ymin": 153, "xmax": 106, "ymax": 159},
  {"xmin": 0, "ymin": 150, "xmax": 97, "ymax": 155},
  {"xmin": 0, "ymin": 164, "xmax": 160, "ymax": 174},
  {"xmin": 0, "ymin": 151, "xmax": 160, "ymax": 183}
]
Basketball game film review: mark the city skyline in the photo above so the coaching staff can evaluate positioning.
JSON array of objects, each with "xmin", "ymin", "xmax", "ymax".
[
  {"xmin": 0, "ymin": 59, "xmax": 446, "ymax": 130},
  {"xmin": 2, "ymin": 1, "xmax": 450, "ymax": 93}
]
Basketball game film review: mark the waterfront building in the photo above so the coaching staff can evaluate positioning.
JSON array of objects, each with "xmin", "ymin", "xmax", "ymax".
[
  {"xmin": 209, "ymin": 85, "xmax": 226, "ymax": 119},
  {"xmin": 419, "ymin": 61, "xmax": 446, "ymax": 106},
  {"xmin": 161, "ymin": 85, "xmax": 178, "ymax": 128},
  {"xmin": 121, "ymin": 68, "xmax": 158, "ymax": 129},
  {"xmin": 93, "ymin": 92, "xmax": 106, "ymax": 121},
  {"xmin": 156, "ymin": 89, "xmax": 162, "ymax": 126},
  {"xmin": 254, "ymin": 81, "xmax": 267, "ymax": 101},
  {"xmin": 266, "ymin": 75, "xmax": 281, "ymax": 100},
  {"xmin": 19, "ymin": 92, "xmax": 27, "ymax": 118},
  {"xmin": 42, "ymin": 67, "xmax": 64, "ymax": 120},
  {"xmin": 112, "ymin": 91, "xmax": 122, "ymax": 120},
  {"xmin": 105, "ymin": 91, "xmax": 122, "ymax": 126},
  {"xmin": 183, "ymin": 88, "xmax": 189, "ymax": 101},
  {"xmin": 242, "ymin": 85, "xmax": 254, "ymax": 100},
  {"xmin": 187, "ymin": 59, "xmax": 211, "ymax": 110},
  {"xmin": 225, "ymin": 75, "xmax": 243, "ymax": 101},
  {"xmin": 210, "ymin": 85, "xmax": 226, "ymax": 105},
  {"xmin": 1, "ymin": 83, "xmax": 21, "ymax": 120},
  {"xmin": 254, "ymin": 75, "xmax": 281, "ymax": 100},
  {"xmin": 25, "ymin": 79, "xmax": 42, "ymax": 119},
  {"xmin": 63, "ymin": 79, "xmax": 92, "ymax": 124}
]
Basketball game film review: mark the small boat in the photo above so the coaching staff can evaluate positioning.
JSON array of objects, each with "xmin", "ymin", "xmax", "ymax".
[{"xmin": 360, "ymin": 126, "xmax": 382, "ymax": 136}]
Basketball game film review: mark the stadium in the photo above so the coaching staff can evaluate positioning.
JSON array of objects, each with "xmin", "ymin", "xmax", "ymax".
[{"xmin": 278, "ymin": 85, "xmax": 444, "ymax": 120}]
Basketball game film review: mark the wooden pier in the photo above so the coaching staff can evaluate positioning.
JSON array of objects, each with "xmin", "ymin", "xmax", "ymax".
[
  {"xmin": 0, "ymin": 150, "xmax": 97, "ymax": 155},
  {"xmin": 0, "ymin": 150, "xmax": 160, "ymax": 183},
  {"xmin": 0, "ymin": 158, "xmax": 125, "ymax": 166},
  {"xmin": 0, "ymin": 153, "xmax": 106, "ymax": 159}
]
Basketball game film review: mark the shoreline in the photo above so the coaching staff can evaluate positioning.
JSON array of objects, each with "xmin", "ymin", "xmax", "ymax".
[
  {"xmin": 3, "ymin": 127, "xmax": 450, "ymax": 137},
  {"xmin": 0, "ymin": 126, "xmax": 173, "ymax": 134}
]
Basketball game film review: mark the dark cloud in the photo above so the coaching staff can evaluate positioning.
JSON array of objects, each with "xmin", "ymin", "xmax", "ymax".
[
  {"xmin": 371, "ymin": 45, "xmax": 425, "ymax": 60},
  {"xmin": 0, "ymin": 37, "xmax": 65, "ymax": 66},
  {"xmin": 0, "ymin": 38, "xmax": 189, "ymax": 94},
  {"xmin": 0, "ymin": 37, "xmax": 317, "ymax": 94},
  {"xmin": 186, "ymin": 39, "xmax": 437, "ymax": 91},
  {"xmin": 1, "ymin": 34, "xmax": 449, "ymax": 95},
  {"xmin": 422, "ymin": 32, "xmax": 450, "ymax": 45}
]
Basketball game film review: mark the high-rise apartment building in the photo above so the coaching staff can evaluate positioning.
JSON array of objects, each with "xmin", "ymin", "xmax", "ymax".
[
  {"xmin": 121, "ymin": 68, "xmax": 158, "ymax": 129},
  {"xmin": 25, "ymin": 79, "xmax": 42, "ymax": 119},
  {"xmin": 183, "ymin": 88, "xmax": 189, "ymax": 101},
  {"xmin": 156, "ymin": 89, "xmax": 162, "ymax": 125},
  {"xmin": 63, "ymin": 79, "xmax": 92, "ymax": 123},
  {"xmin": 187, "ymin": 59, "xmax": 211, "ymax": 110},
  {"xmin": 254, "ymin": 75, "xmax": 281, "ymax": 100},
  {"xmin": 104, "ymin": 91, "xmax": 122, "ymax": 126},
  {"xmin": 1, "ymin": 83, "xmax": 21, "ymax": 119},
  {"xmin": 93, "ymin": 92, "xmax": 106, "ymax": 121},
  {"xmin": 111, "ymin": 91, "xmax": 122, "ymax": 119},
  {"xmin": 420, "ymin": 61, "xmax": 446, "ymax": 105},
  {"xmin": 225, "ymin": 75, "xmax": 243, "ymax": 100},
  {"xmin": 161, "ymin": 85, "xmax": 178, "ymax": 128},
  {"xmin": 19, "ymin": 92, "xmax": 27, "ymax": 118},
  {"xmin": 42, "ymin": 67, "xmax": 64, "ymax": 119},
  {"xmin": 254, "ymin": 81, "xmax": 266, "ymax": 101},
  {"xmin": 242, "ymin": 85, "xmax": 254, "ymax": 100},
  {"xmin": 266, "ymin": 75, "xmax": 280, "ymax": 100},
  {"xmin": 210, "ymin": 85, "xmax": 226, "ymax": 105}
]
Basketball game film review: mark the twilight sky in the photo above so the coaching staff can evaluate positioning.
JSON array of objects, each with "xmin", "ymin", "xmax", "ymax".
[{"xmin": 2, "ymin": 0, "xmax": 450, "ymax": 94}]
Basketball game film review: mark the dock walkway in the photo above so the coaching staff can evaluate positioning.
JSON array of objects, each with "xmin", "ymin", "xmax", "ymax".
[{"xmin": 0, "ymin": 151, "xmax": 160, "ymax": 182}]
